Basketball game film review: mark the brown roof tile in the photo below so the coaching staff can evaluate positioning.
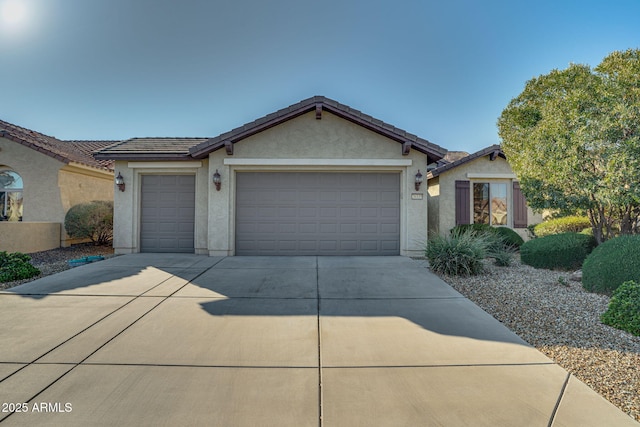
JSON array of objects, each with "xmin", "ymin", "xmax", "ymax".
[
  {"xmin": 0, "ymin": 119, "xmax": 114, "ymax": 171},
  {"xmin": 426, "ymin": 144, "xmax": 505, "ymax": 179},
  {"xmin": 94, "ymin": 137, "xmax": 208, "ymax": 161}
]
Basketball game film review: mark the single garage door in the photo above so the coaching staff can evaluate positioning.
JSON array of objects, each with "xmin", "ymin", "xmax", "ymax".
[
  {"xmin": 140, "ymin": 175, "xmax": 195, "ymax": 253},
  {"xmin": 236, "ymin": 172, "xmax": 400, "ymax": 255}
]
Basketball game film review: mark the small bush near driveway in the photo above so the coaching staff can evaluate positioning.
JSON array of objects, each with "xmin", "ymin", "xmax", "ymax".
[
  {"xmin": 582, "ymin": 235, "xmax": 640, "ymax": 294},
  {"xmin": 451, "ymin": 224, "xmax": 524, "ymax": 249},
  {"xmin": 0, "ymin": 251, "xmax": 40, "ymax": 282},
  {"xmin": 601, "ymin": 281, "xmax": 640, "ymax": 336},
  {"xmin": 520, "ymin": 233, "xmax": 596, "ymax": 270},
  {"xmin": 427, "ymin": 229, "xmax": 493, "ymax": 276}
]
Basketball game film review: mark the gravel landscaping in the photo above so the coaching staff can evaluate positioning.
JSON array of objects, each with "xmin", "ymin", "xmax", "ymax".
[
  {"xmin": 0, "ymin": 244, "xmax": 116, "ymax": 290},
  {"xmin": 438, "ymin": 259, "xmax": 640, "ymax": 423},
  {"xmin": 2, "ymin": 248, "xmax": 638, "ymax": 422}
]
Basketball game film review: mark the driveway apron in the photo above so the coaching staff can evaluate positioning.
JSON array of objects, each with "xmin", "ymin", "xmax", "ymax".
[{"xmin": 0, "ymin": 254, "xmax": 636, "ymax": 426}]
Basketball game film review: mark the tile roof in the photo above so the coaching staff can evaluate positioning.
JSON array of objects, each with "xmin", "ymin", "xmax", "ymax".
[
  {"xmin": 94, "ymin": 138, "xmax": 208, "ymax": 161},
  {"xmin": 188, "ymin": 96, "xmax": 447, "ymax": 162},
  {"xmin": 0, "ymin": 119, "xmax": 115, "ymax": 171},
  {"xmin": 426, "ymin": 144, "xmax": 506, "ymax": 179}
]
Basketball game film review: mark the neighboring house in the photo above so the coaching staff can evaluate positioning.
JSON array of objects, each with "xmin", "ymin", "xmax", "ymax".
[
  {"xmin": 94, "ymin": 96, "xmax": 447, "ymax": 257},
  {"xmin": 0, "ymin": 120, "xmax": 115, "ymax": 253},
  {"xmin": 426, "ymin": 144, "xmax": 543, "ymax": 240}
]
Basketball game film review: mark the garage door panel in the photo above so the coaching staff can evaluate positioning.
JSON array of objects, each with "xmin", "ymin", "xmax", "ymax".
[
  {"xmin": 381, "ymin": 223, "xmax": 400, "ymax": 234},
  {"xmin": 140, "ymin": 175, "xmax": 195, "ymax": 253},
  {"xmin": 360, "ymin": 240, "xmax": 379, "ymax": 251},
  {"xmin": 236, "ymin": 172, "xmax": 400, "ymax": 256},
  {"xmin": 340, "ymin": 223, "xmax": 357, "ymax": 233},
  {"xmin": 279, "ymin": 207, "xmax": 297, "ymax": 217},
  {"xmin": 299, "ymin": 191, "xmax": 317, "ymax": 201},
  {"xmin": 320, "ymin": 207, "xmax": 338, "ymax": 217},
  {"xmin": 320, "ymin": 191, "xmax": 338, "ymax": 202},
  {"xmin": 319, "ymin": 223, "xmax": 337, "ymax": 233},
  {"xmin": 340, "ymin": 191, "xmax": 359, "ymax": 201},
  {"xmin": 339, "ymin": 174, "xmax": 360, "ymax": 186},
  {"xmin": 381, "ymin": 191, "xmax": 400, "ymax": 202}
]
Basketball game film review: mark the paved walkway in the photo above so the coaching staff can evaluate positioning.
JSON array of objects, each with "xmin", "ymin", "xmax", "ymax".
[{"xmin": 0, "ymin": 255, "xmax": 637, "ymax": 426}]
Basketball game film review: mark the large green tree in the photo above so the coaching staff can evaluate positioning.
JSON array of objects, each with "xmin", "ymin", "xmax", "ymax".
[{"xmin": 498, "ymin": 49, "xmax": 640, "ymax": 244}]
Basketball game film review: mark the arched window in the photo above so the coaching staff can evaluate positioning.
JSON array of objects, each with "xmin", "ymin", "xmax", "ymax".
[{"xmin": 0, "ymin": 170, "xmax": 23, "ymax": 221}]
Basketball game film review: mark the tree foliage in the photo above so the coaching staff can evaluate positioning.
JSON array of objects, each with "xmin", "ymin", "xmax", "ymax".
[{"xmin": 498, "ymin": 49, "xmax": 640, "ymax": 244}]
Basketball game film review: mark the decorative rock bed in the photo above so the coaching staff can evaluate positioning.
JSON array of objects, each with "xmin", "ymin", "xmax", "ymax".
[{"xmin": 438, "ymin": 259, "xmax": 640, "ymax": 422}]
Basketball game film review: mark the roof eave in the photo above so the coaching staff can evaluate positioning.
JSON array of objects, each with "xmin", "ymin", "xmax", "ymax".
[
  {"xmin": 427, "ymin": 144, "xmax": 504, "ymax": 179},
  {"xmin": 189, "ymin": 97, "xmax": 447, "ymax": 162},
  {"xmin": 93, "ymin": 153, "xmax": 193, "ymax": 162}
]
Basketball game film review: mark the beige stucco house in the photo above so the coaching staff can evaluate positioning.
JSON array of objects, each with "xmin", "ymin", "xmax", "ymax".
[
  {"xmin": 95, "ymin": 96, "xmax": 447, "ymax": 257},
  {"xmin": 426, "ymin": 145, "xmax": 543, "ymax": 240},
  {"xmin": 0, "ymin": 120, "xmax": 114, "ymax": 253}
]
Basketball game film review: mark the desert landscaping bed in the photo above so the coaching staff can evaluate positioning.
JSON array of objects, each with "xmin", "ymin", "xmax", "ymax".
[
  {"xmin": 438, "ymin": 259, "xmax": 640, "ymax": 423},
  {"xmin": 0, "ymin": 244, "xmax": 116, "ymax": 290}
]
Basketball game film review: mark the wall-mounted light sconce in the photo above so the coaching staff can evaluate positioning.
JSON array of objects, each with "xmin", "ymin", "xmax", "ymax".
[
  {"xmin": 115, "ymin": 172, "xmax": 125, "ymax": 192},
  {"xmin": 213, "ymin": 169, "xmax": 221, "ymax": 191},
  {"xmin": 414, "ymin": 170, "xmax": 423, "ymax": 191}
]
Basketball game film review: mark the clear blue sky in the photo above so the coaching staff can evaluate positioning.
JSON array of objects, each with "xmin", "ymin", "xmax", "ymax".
[{"xmin": 0, "ymin": 0, "xmax": 638, "ymax": 153}]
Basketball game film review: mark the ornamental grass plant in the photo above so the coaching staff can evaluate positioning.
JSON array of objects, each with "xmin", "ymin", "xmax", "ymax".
[{"xmin": 426, "ymin": 229, "xmax": 492, "ymax": 276}]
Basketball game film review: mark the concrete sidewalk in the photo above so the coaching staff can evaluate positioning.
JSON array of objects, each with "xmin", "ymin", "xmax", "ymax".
[{"xmin": 0, "ymin": 254, "xmax": 636, "ymax": 426}]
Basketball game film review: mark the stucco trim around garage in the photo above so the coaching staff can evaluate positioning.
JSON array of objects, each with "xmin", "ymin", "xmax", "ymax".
[
  {"xmin": 127, "ymin": 161, "xmax": 203, "ymax": 169},
  {"xmin": 223, "ymin": 158, "xmax": 413, "ymax": 167}
]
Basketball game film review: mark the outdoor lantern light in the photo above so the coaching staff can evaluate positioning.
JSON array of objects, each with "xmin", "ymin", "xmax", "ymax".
[
  {"xmin": 115, "ymin": 172, "xmax": 125, "ymax": 192},
  {"xmin": 414, "ymin": 170, "xmax": 423, "ymax": 191},
  {"xmin": 213, "ymin": 169, "xmax": 221, "ymax": 191}
]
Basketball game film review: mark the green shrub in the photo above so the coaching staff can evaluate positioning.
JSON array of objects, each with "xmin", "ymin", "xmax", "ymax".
[
  {"xmin": 492, "ymin": 227, "xmax": 525, "ymax": 249},
  {"xmin": 0, "ymin": 251, "xmax": 40, "ymax": 282},
  {"xmin": 600, "ymin": 281, "xmax": 640, "ymax": 336},
  {"xmin": 520, "ymin": 232, "xmax": 596, "ymax": 270},
  {"xmin": 582, "ymin": 235, "xmax": 640, "ymax": 294},
  {"xmin": 427, "ymin": 229, "xmax": 490, "ymax": 276},
  {"xmin": 64, "ymin": 201, "xmax": 113, "ymax": 245},
  {"xmin": 451, "ymin": 224, "xmax": 524, "ymax": 249},
  {"xmin": 534, "ymin": 216, "xmax": 591, "ymax": 237}
]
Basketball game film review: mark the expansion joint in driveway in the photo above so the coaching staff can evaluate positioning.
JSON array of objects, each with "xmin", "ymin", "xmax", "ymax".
[
  {"xmin": 315, "ymin": 256, "xmax": 323, "ymax": 427},
  {"xmin": 1, "ymin": 258, "xmax": 224, "ymax": 423}
]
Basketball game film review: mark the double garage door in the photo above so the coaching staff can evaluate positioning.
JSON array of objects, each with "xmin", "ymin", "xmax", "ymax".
[
  {"xmin": 235, "ymin": 172, "xmax": 400, "ymax": 256},
  {"xmin": 140, "ymin": 172, "xmax": 401, "ymax": 255}
]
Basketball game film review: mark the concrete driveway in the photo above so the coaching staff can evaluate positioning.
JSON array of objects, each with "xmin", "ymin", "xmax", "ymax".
[{"xmin": 0, "ymin": 254, "xmax": 637, "ymax": 426}]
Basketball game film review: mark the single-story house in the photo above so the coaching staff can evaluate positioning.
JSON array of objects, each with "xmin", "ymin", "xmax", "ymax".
[
  {"xmin": 94, "ymin": 96, "xmax": 448, "ymax": 257},
  {"xmin": 426, "ymin": 144, "xmax": 543, "ymax": 240},
  {"xmin": 0, "ymin": 120, "xmax": 115, "ymax": 253}
]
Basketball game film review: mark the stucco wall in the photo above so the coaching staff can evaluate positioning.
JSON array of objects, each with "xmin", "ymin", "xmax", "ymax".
[
  {"xmin": 1, "ymin": 138, "xmax": 114, "ymax": 247},
  {"xmin": 427, "ymin": 156, "xmax": 543, "ymax": 239},
  {"xmin": 0, "ymin": 222, "xmax": 61, "ymax": 253},
  {"xmin": 207, "ymin": 111, "xmax": 431, "ymax": 256},
  {"xmin": 0, "ymin": 138, "xmax": 64, "ymax": 222}
]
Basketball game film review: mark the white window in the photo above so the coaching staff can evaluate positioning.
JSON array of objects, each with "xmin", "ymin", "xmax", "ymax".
[{"xmin": 473, "ymin": 182, "xmax": 507, "ymax": 226}]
